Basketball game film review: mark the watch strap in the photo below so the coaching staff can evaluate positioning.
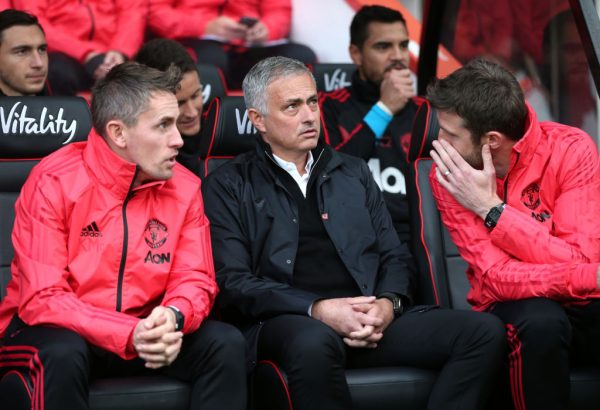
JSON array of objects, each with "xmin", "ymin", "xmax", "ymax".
[{"xmin": 167, "ymin": 305, "xmax": 185, "ymax": 331}]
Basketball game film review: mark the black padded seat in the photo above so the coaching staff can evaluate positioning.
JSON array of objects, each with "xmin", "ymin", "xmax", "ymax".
[
  {"xmin": 310, "ymin": 63, "xmax": 356, "ymax": 92},
  {"xmin": 197, "ymin": 63, "xmax": 228, "ymax": 108}
]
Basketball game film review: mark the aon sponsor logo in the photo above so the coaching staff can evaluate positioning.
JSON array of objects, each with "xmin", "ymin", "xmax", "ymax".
[
  {"xmin": 145, "ymin": 251, "xmax": 171, "ymax": 264},
  {"xmin": 367, "ymin": 158, "xmax": 406, "ymax": 195}
]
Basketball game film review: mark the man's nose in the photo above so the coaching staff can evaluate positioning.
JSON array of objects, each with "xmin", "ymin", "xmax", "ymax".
[
  {"xmin": 30, "ymin": 51, "xmax": 45, "ymax": 68},
  {"xmin": 170, "ymin": 129, "xmax": 184, "ymax": 149},
  {"xmin": 180, "ymin": 100, "xmax": 196, "ymax": 118}
]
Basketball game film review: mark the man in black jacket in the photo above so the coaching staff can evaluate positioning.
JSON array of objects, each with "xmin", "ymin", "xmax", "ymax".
[
  {"xmin": 202, "ymin": 56, "xmax": 506, "ymax": 410},
  {"xmin": 320, "ymin": 5, "xmax": 416, "ymax": 242}
]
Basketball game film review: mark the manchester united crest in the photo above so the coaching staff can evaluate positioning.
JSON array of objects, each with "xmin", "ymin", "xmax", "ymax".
[
  {"xmin": 521, "ymin": 183, "xmax": 540, "ymax": 210},
  {"xmin": 144, "ymin": 219, "xmax": 168, "ymax": 249}
]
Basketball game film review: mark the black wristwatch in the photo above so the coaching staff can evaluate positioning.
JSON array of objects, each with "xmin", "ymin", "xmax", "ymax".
[
  {"xmin": 484, "ymin": 203, "xmax": 506, "ymax": 229},
  {"xmin": 167, "ymin": 305, "xmax": 185, "ymax": 331},
  {"xmin": 380, "ymin": 294, "xmax": 404, "ymax": 317}
]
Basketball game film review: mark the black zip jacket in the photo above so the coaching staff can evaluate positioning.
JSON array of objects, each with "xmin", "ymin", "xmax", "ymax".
[{"xmin": 202, "ymin": 139, "xmax": 415, "ymax": 361}]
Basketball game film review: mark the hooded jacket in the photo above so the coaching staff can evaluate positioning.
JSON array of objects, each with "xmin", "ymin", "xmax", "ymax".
[
  {"xmin": 430, "ymin": 105, "xmax": 600, "ymax": 311},
  {"xmin": 0, "ymin": 130, "xmax": 217, "ymax": 358}
]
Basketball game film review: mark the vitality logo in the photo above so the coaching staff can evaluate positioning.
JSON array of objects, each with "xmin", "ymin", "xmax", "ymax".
[{"xmin": 81, "ymin": 221, "xmax": 102, "ymax": 237}]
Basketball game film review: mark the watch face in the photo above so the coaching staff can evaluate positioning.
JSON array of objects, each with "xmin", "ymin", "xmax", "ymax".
[{"xmin": 484, "ymin": 205, "xmax": 504, "ymax": 228}]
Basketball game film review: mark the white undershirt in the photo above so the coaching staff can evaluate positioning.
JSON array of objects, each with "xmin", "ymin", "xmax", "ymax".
[{"xmin": 272, "ymin": 152, "xmax": 314, "ymax": 197}]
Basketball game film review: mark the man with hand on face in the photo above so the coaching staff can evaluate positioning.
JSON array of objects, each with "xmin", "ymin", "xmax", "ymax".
[
  {"xmin": 202, "ymin": 56, "xmax": 506, "ymax": 410},
  {"xmin": 428, "ymin": 58, "xmax": 600, "ymax": 410},
  {"xmin": 135, "ymin": 38, "xmax": 204, "ymax": 175},
  {"xmin": 320, "ymin": 5, "xmax": 417, "ymax": 242},
  {"xmin": 0, "ymin": 9, "xmax": 48, "ymax": 96},
  {"xmin": 0, "ymin": 62, "xmax": 246, "ymax": 410}
]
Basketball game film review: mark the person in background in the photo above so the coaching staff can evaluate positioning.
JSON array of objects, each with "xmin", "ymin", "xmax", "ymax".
[
  {"xmin": 135, "ymin": 38, "xmax": 204, "ymax": 175},
  {"xmin": 202, "ymin": 56, "xmax": 506, "ymax": 410},
  {"xmin": 0, "ymin": 62, "xmax": 246, "ymax": 410},
  {"xmin": 0, "ymin": 9, "xmax": 48, "ymax": 96},
  {"xmin": 429, "ymin": 58, "xmax": 600, "ymax": 410},
  {"xmin": 319, "ymin": 5, "xmax": 417, "ymax": 242},
  {"xmin": 148, "ymin": 0, "xmax": 317, "ymax": 89},
  {"xmin": 13, "ymin": 0, "xmax": 146, "ymax": 95}
]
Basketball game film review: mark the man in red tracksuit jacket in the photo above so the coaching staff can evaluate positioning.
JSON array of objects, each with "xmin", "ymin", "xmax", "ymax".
[
  {"xmin": 148, "ymin": 0, "xmax": 316, "ymax": 89},
  {"xmin": 428, "ymin": 58, "xmax": 600, "ymax": 410},
  {"xmin": 0, "ymin": 62, "xmax": 246, "ymax": 410},
  {"xmin": 14, "ymin": 0, "xmax": 147, "ymax": 95}
]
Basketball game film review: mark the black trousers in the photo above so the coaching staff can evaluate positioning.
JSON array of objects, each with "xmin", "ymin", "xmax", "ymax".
[
  {"xmin": 257, "ymin": 307, "xmax": 506, "ymax": 410},
  {"xmin": 183, "ymin": 39, "xmax": 317, "ymax": 89},
  {"xmin": 490, "ymin": 297, "xmax": 600, "ymax": 410},
  {"xmin": 0, "ymin": 317, "xmax": 247, "ymax": 410}
]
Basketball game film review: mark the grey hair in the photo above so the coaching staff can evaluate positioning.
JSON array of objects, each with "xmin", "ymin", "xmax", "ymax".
[
  {"xmin": 91, "ymin": 61, "xmax": 182, "ymax": 137},
  {"xmin": 242, "ymin": 56, "xmax": 315, "ymax": 114}
]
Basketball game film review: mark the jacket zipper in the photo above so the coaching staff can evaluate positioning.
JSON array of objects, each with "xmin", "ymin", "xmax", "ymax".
[
  {"xmin": 84, "ymin": 3, "xmax": 95, "ymax": 41},
  {"xmin": 502, "ymin": 152, "xmax": 520, "ymax": 203},
  {"xmin": 116, "ymin": 169, "xmax": 138, "ymax": 311}
]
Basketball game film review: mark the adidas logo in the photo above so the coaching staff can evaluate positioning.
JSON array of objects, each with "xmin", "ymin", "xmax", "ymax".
[{"xmin": 80, "ymin": 221, "xmax": 102, "ymax": 237}]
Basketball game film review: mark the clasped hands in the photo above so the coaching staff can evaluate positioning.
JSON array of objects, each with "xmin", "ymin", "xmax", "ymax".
[
  {"xmin": 311, "ymin": 296, "xmax": 394, "ymax": 349},
  {"xmin": 132, "ymin": 306, "xmax": 183, "ymax": 369}
]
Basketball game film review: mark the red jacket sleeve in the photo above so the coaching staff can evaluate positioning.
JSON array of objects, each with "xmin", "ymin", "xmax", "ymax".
[
  {"xmin": 161, "ymin": 184, "xmax": 218, "ymax": 334},
  {"xmin": 12, "ymin": 173, "xmax": 139, "ymax": 359},
  {"xmin": 429, "ymin": 167, "xmax": 600, "ymax": 307},
  {"xmin": 257, "ymin": 0, "xmax": 291, "ymax": 40},
  {"xmin": 490, "ymin": 137, "xmax": 600, "ymax": 265},
  {"xmin": 108, "ymin": 0, "xmax": 148, "ymax": 57},
  {"xmin": 148, "ymin": 0, "xmax": 219, "ymax": 39}
]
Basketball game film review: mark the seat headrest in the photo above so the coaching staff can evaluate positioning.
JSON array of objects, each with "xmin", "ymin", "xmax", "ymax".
[
  {"xmin": 310, "ymin": 63, "xmax": 355, "ymax": 92},
  {"xmin": 0, "ymin": 96, "xmax": 91, "ymax": 159},
  {"xmin": 199, "ymin": 96, "xmax": 257, "ymax": 159},
  {"xmin": 197, "ymin": 63, "xmax": 228, "ymax": 107},
  {"xmin": 408, "ymin": 99, "xmax": 439, "ymax": 163}
]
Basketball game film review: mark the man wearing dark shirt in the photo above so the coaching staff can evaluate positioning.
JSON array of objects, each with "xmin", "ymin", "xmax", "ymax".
[
  {"xmin": 202, "ymin": 56, "xmax": 506, "ymax": 410},
  {"xmin": 320, "ymin": 5, "xmax": 417, "ymax": 241}
]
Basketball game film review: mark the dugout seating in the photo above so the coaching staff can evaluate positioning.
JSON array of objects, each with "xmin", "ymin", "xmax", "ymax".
[
  {"xmin": 197, "ymin": 63, "xmax": 228, "ymax": 108},
  {"xmin": 310, "ymin": 63, "xmax": 356, "ymax": 92},
  {"xmin": 199, "ymin": 95, "xmax": 437, "ymax": 410},
  {"xmin": 0, "ymin": 97, "xmax": 191, "ymax": 410},
  {"xmin": 407, "ymin": 99, "xmax": 600, "ymax": 410}
]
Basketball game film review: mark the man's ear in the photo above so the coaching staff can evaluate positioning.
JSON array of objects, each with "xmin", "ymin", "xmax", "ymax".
[
  {"xmin": 248, "ymin": 108, "xmax": 266, "ymax": 134},
  {"xmin": 484, "ymin": 131, "xmax": 505, "ymax": 150},
  {"xmin": 105, "ymin": 120, "xmax": 128, "ymax": 149},
  {"xmin": 349, "ymin": 44, "xmax": 362, "ymax": 67}
]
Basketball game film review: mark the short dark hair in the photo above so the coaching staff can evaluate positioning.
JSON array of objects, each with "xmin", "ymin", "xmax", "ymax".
[
  {"xmin": 134, "ymin": 38, "xmax": 197, "ymax": 74},
  {"xmin": 91, "ymin": 62, "xmax": 182, "ymax": 137},
  {"xmin": 426, "ymin": 58, "xmax": 527, "ymax": 142},
  {"xmin": 0, "ymin": 9, "xmax": 44, "ymax": 43},
  {"xmin": 350, "ymin": 5, "xmax": 406, "ymax": 48}
]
